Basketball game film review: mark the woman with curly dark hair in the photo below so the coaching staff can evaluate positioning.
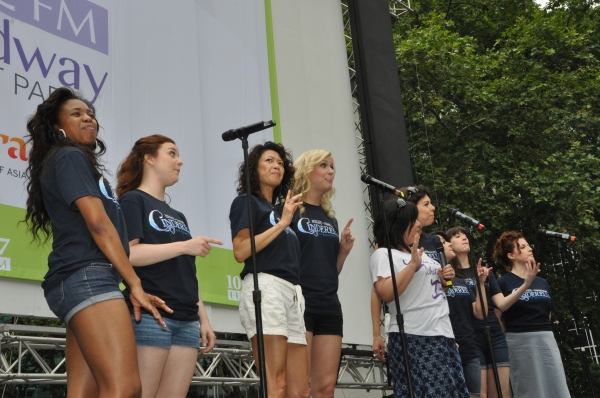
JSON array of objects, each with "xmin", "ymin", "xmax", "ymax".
[
  {"xmin": 494, "ymin": 232, "xmax": 570, "ymax": 398},
  {"xmin": 229, "ymin": 141, "xmax": 309, "ymax": 398},
  {"xmin": 24, "ymin": 87, "xmax": 169, "ymax": 398}
]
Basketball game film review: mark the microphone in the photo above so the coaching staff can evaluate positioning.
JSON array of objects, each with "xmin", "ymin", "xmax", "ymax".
[
  {"xmin": 433, "ymin": 235, "xmax": 452, "ymax": 288},
  {"xmin": 222, "ymin": 120, "xmax": 277, "ymax": 141},
  {"xmin": 537, "ymin": 229, "xmax": 576, "ymax": 242},
  {"xmin": 447, "ymin": 208, "xmax": 485, "ymax": 231},
  {"xmin": 360, "ymin": 174, "xmax": 402, "ymax": 196}
]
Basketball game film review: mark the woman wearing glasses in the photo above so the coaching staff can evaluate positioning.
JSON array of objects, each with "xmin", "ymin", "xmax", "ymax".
[{"xmin": 370, "ymin": 198, "xmax": 469, "ymax": 398}]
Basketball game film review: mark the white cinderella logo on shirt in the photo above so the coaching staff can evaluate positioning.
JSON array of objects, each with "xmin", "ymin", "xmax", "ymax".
[
  {"xmin": 98, "ymin": 177, "xmax": 120, "ymax": 208},
  {"xmin": 269, "ymin": 212, "xmax": 296, "ymax": 236},
  {"xmin": 296, "ymin": 218, "xmax": 338, "ymax": 237},
  {"xmin": 149, "ymin": 210, "xmax": 192, "ymax": 236}
]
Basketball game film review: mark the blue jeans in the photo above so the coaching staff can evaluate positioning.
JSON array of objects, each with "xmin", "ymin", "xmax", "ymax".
[
  {"xmin": 45, "ymin": 263, "xmax": 123, "ymax": 325},
  {"xmin": 132, "ymin": 314, "xmax": 200, "ymax": 348}
]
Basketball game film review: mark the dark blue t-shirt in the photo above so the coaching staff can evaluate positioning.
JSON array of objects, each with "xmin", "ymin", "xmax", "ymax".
[
  {"xmin": 497, "ymin": 273, "xmax": 555, "ymax": 333},
  {"xmin": 41, "ymin": 147, "xmax": 129, "ymax": 294},
  {"xmin": 447, "ymin": 278, "xmax": 478, "ymax": 361},
  {"xmin": 419, "ymin": 232, "xmax": 439, "ymax": 264},
  {"xmin": 119, "ymin": 189, "xmax": 199, "ymax": 321},
  {"xmin": 229, "ymin": 194, "xmax": 301, "ymax": 285},
  {"xmin": 461, "ymin": 267, "xmax": 502, "ymax": 331},
  {"xmin": 291, "ymin": 204, "xmax": 341, "ymax": 316}
]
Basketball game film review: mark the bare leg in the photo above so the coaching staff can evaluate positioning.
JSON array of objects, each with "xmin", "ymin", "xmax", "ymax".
[
  {"xmin": 487, "ymin": 367, "xmax": 510, "ymax": 398},
  {"xmin": 251, "ymin": 335, "xmax": 288, "ymax": 398},
  {"xmin": 155, "ymin": 346, "xmax": 199, "ymax": 398},
  {"xmin": 68, "ymin": 299, "xmax": 142, "ymax": 398},
  {"xmin": 65, "ymin": 326, "xmax": 98, "ymax": 398},
  {"xmin": 136, "ymin": 346, "xmax": 170, "ymax": 398},
  {"xmin": 309, "ymin": 335, "xmax": 341, "ymax": 398},
  {"xmin": 480, "ymin": 369, "xmax": 488, "ymax": 398},
  {"xmin": 286, "ymin": 343, "xmax": 310, "ymax": 398}
]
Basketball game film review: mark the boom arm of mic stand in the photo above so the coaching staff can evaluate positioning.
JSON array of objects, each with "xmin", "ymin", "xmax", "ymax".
[
  {"xmin": 464, "ymin": 224, "xmax": 503, "ymax": 398},
  {"xmin": 378, "ymin": 189, "xmax": 415, "ymax": 398}
]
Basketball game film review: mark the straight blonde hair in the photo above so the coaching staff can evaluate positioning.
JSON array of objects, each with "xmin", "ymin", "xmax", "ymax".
[{"xmin": 292, "ymin": 149, "xmax": 335, "ymax": 218}]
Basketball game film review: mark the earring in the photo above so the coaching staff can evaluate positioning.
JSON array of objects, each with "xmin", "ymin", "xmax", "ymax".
[
  {"xmin": 94, "ymin": 140, "xmax": 99, "ymax": 150},
  {"xmin": 59, "ymin": 129, "xmax": 66, "ymax": 138}
]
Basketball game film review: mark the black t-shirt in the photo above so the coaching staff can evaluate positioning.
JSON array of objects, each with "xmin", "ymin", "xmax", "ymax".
[
  {"xmin": 119, "ymin": 189, "xmax": 199, "ymax": 321},
  {"xmin": 419, "ymin": 232, "xmax": 440, "ymax": 264},
  {"xmin": 291, "ymin": 204, "xmax": 341, "ymax": 316},
  {"xmin": 229, "ymin": 194, "xmax": 301, "ymax": 284},
  {"xmin": 41, "ymin": 147, "xmax": 129, "ymax": 294},
  {"xmin": 447, "ymin": 278, "xmax": 478, "ymax": 361},
  {"xmin": 461, "ymin": 267, "xmax": 502, "ymax": 331},
  {"xmin": 497, "ymin": 273, "xmax": 555, "ymax": 333}
]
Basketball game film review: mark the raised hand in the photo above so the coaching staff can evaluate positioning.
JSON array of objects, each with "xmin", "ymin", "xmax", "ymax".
[
  {"xmin": 185, "ymin": 236, "xmax": 224, "ymax": 257},
  {"xmin": 410, "ymin": 234, "xmax": 424, "ymax": 268},
  {"xmin": 340, "ymin": 218, "xmax": 355, "ymax": 254},
  {"xmin": 524, "ymin": 259, "xmax": 541, "ymax": 285},
  {"xmin": 476, "ymin": 258, "xmax": 489, "ymax": 283},
  {"xmin": 280, "ymin": 190, "xmax": 303, "ymax": 227}
]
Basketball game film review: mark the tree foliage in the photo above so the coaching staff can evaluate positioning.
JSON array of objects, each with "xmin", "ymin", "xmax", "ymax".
[{"xmin": 393, "ymin": 0, "xmax": 600, "ymax": 394}]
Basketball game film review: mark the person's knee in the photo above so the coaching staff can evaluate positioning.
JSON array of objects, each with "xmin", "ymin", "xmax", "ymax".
[
  {"xmin": 287, "ymin": 385, "xmax": 310, "ymax": 398},
  {"xmin": 101, "ymin": 378, "xmax": 141, "ymax": 398},
  {"xmin": 312, "ymin": 383, "xmax": 335, "ymax": 398}
]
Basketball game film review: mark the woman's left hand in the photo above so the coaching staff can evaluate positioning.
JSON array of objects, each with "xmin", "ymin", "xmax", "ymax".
[
  {"xmin": 438, "ymin": 264, "xmax": 454, "ymax": 284},
  {"xmin": 340, "ymin": 218, "xmax": 355, "ymax": 254},
  {"xmin": 200, "ymin": 322, "xmax": 216, "ymax": 354}
]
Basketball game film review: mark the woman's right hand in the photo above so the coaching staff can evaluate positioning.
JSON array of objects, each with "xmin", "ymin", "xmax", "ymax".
[
  {"xmin": 129, "ymin": 284, "xmax": 173, "ymax": 328},
  {"xmin": 476, "ymin": 258, "xmax": 490, "ymax": 283},
  {"xmin": 279, "ymin": 190, "xmax": 303, "ymax": 227},
  {"xmin": 372, "ymin": 335, "xmax": 386, "ymax": 362},
  {"xmin": 184, "ymin": 236, "xmax": 224, "ymax": 257},
  {"xmin": 409, "ymin": 234, "xmax": 424, "ymax": 268}
]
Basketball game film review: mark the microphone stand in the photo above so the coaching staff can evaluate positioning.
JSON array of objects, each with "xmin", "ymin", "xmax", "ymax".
[
  {"xmin": 235, "ymin": 133, "xmax": 268, "ymax": 398},
  {"xmin": 554, "ymin": 239, "xmax": 597, "ymax": 398},
  {"xmin": 379, "ymin": 189, "xmax": 415, "ymax": 398},
  {"xmin": 463, "ymin": 224, "xmax": 503, "ymax": 398}
]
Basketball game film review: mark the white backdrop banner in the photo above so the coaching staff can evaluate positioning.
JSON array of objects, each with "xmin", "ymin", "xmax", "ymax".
[{"xmin": 0, "ymin": 0, "xmax": 276, "ymax": 307}]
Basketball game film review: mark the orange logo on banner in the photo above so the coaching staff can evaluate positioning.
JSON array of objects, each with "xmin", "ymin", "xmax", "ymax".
[{"xmin": 0, "ymin": 135, "xmax": 31, "ymax": 162}]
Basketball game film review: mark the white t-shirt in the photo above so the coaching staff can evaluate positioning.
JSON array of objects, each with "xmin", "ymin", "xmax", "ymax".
[{"xmin": 370, "ymin": 248, "xmax": 454, "ymax": 338}]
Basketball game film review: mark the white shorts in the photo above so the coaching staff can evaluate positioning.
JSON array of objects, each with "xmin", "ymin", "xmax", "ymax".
[{"xmin": 239, "ymin": 273, "xmax": 307, "ymax": 345}]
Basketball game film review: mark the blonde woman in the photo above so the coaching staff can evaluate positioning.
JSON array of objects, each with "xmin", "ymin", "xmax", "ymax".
[{"xmin": 291, "ymin": 150, "xmax": 355, "ymax": 398}]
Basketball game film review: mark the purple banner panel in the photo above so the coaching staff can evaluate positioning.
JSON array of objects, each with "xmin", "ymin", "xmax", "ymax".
[{"xmin": 0, "ymin": 0, "xmax": 108, "ymax": 55}]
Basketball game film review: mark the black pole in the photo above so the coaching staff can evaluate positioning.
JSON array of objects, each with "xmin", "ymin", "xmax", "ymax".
[
  {"xmin": 463, "ymin": 224, "xmax": 503, "ymax": 398},
  {"xmin": 379, "ymin": 191, "xmax": 415, "ymax": 398},
  {"xmin": 555, "ymin": 240, "xmax": 597, "ymax": 398},
  {"xmin": 241, "ymin": 136, "xmax": 268, "ymax": 398}
]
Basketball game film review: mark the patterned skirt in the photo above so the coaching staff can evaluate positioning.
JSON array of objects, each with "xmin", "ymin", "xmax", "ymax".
[{"xmin": 388, "ymin": 332, "xmax": 470, "ymax": 398}]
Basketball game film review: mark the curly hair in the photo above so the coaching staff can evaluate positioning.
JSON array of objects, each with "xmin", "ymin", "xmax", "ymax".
[
  {"xmin": 493, "ymin": 231, "xmax": 524, "ymax": 271},
  {"xmin": 236, "ymin": 141, "xmax": 294, "ymax": 204},
  {"xmin": 374, "ymin": 198, "xmax": 418, "ymax": 252},
  {"xmin": 24, "ymin": 87, "xmax": 106, "ymax": 243},
  {"xmin": 292, "ymin": 149, "xmax": 335, "ymax": 217},
  {"xmin": 116, "ymin": 135, "xmax": 175, "ymax": 198}
]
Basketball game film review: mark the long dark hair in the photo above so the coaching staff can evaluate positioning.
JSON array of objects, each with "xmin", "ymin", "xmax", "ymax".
[
  {"xmin": 236, "ymin": 141, "xmax": 294, "ymax": 204},
  {"xmin": 116, "ymin": 134, "xmax": 175, "ymax": 198},
  {"xmin": 446, "ymin": 226, "xmax": 476, "ymax": 278},
  {"xmin": 24, "ymin": 87, "xmax": 106, "ymax": 243},
  {"xmin": 374, "ymin": 198, "xmax": 419, "ymax": 252}
]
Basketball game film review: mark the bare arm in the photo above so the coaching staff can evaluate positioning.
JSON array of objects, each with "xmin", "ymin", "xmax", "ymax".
[
  {"xmin": 129, "ymin": 236, "xmax": 223, "ymax": 266},
  {"xmin": 198, "ymin": 292, "xmax": 216, "ymax": 353},
  {"xmin": 371, "ymin": 287, "xmax": 386, "ymax": 362},
  {"xmin": 374, "ymin": 235, "xmax": 424, "ymax": 303},
  {"xmin": 336, "ymin": 218, "xmax": 355, "ymax": 274},
  {"xmin": 491, "ymin": 261, "xmax": 540, "ymax": 312},
  {"xmin": 75, "ymin": 195, "xmax": 170, "ymax": 324},
  {"xmin": 232, "ymin": 191, "xmax": 302, "ymax": 263}
]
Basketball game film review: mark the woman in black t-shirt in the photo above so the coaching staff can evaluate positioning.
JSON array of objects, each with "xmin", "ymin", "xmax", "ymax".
[
  {"xmin": 291, "ymin": 149, "xmax": 355, "ymax": 398},
  {"xmin": 494, "ymin": 231, "xmax": 570, "ymax": 398},
  {"xmin": 229, "ymin": 141, "xmax": 308, "ymax": 398},
  {"xmin": 448, "ymin": 226, "xmax": 536, "ymax": 398},
  {"xmin": 24, "ymin": 87, "xmax": 168, "ymax": 397},
  {"xmin": 116, "ymin": 135, "xmax": 223, "ymax": 398}
]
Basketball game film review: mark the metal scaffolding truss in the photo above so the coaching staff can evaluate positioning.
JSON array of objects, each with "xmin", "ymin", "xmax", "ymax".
[{"xmin": 0, "ymin": 324, "xmax": 390, "ymax": 391}]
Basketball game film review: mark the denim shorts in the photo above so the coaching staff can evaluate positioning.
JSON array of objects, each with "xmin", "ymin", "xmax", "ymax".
[
  {"xmin": 132, "ymin": 314, "xmax": 200, "ymax": 348},
  {"xmin": 462, "ymin": 357, "xmax": 481, "ymax": 396},
  {"xmin": 475, "ymin": 327, "xmax": 510, "ymax": 369},
  {"xmin": 45, "ymin": 263, "xmax": 123, "ymax": 325}
]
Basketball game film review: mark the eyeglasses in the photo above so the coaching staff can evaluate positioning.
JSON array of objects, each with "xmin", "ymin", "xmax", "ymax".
[
  {"xmin": 406, "ymin": 186, "xmax": 419, "ymax": 199},
  {"xmin": 396, "ymin": 197, "xmax": 407, "ymax": 210}
]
